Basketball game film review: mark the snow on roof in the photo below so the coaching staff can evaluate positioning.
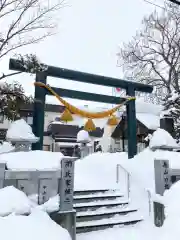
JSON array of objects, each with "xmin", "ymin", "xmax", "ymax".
[
  {"xmin": 136, "ymin": 113, "xmax": 160, "ymax": 130},
  {"xmin": 0, "ymin": 150, "xmax": 64, "ymax": 170},
  {"xmin": 52, "ymin": 115, "xmax": 108, "ymax": 128},
  {"xmin": 149, "ymin": 128, "xmax": 178, "ymax": 150},
  {"xmin": 135, "ymin": 99, "xmax": 163, "ymax": 115},
  {"xmin": 134, "ymin": 99, "xmax": 162, "ymax": 130},
  {"xmin": 57, "ymin": 142, "xmax": 80, "ymax": 147},
  {"xmin": 6, "ymin": 119, "xmax": 39, "ymax": 143}
]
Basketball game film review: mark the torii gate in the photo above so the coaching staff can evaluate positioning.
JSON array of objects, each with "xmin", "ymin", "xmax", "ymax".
[{"xmin": 9, "ymin": 58, "xmax": 153, "ymax": 158}]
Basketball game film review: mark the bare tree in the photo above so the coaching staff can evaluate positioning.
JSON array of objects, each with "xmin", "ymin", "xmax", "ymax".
[
  {"xmin": 0, "ymin": 0, "xmax": 66, "ymax": 80},
  {"xmin": 117, "ymin": 3, "xmax": 180, "ymax": 95}
]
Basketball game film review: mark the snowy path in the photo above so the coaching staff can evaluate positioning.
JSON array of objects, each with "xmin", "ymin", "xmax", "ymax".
[{"xmin": 76, "ymin": 221, "xmax": 161, "ymax": 240}]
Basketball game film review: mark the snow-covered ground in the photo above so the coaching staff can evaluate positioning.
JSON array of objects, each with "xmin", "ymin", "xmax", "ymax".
[
  {"xmin": 0, "ymin": 209, "xmax": 71, "ymax": 240},
  {"xmin": 0, "ymin": 119, "xmax": 180, "ymax": 240},
  {"xmin": 0, "ymin": 150, "xmax": 64, "ymax": 170}
]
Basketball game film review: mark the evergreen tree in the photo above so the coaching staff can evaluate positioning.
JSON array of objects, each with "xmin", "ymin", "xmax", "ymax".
[
  {"xmin": 0, "ymin": 82, "xmax": 33, "ymax": 121},
  {"xmin": 162, "ymin": 91, "xmax": 180, "ymax": 140},
  {"xmin": 0, "ymin": 54, "xmax": 47, "ymax": 121}
]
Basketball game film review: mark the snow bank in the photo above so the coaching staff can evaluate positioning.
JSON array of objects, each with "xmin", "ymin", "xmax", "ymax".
[
  {"xmin": 0, "ymin": 186, "xmax": 32, "ymax": 216},
  {"xmin": 74, "ymin": 146, "xmax": 180, "ymax": 193},
  {"xmin": 164, "ymin": 181, "xmax": 180, "ymax": 219},
  {"xmin": 155, "ymin": 181, "xmax": 180, "ymax": 238},
  {"xmin": 0, "ymin": 150, "xmax": 64, "ymax": 170},
  {"xmin": 0, "ymin": 210, "xmax": 71, "ymax": 240},
  {"xmin": 0, "ymin": 186, "xmax": 70, "ymax": 240},
  {"xmin": 6, "ymin": 119, "xmax": 39, "ymax": 142},
  {"xmin": 75, "ymin": 152, "xmax": 128, "ymax": 190},
  {"xmin": 35, "ymin": 195, "xmax": 60, "ymax": 213},
  {"xmin": 149, "ymin": 128, "xmax": 178, "ymax": 150}
]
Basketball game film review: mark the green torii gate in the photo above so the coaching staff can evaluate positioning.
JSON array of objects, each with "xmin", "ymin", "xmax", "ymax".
[{"xmin": 9, "ymin": 58, "xmax": 153, "ymax": 158}]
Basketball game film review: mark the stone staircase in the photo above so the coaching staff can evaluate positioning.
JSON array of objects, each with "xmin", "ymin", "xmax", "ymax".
[{"xmin": 74, "ymin": 189, "xmax": 143, "ymax": 234}]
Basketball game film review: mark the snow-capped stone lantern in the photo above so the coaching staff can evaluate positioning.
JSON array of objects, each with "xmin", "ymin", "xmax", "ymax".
[
  {"xmin": 6, "ymin": 119, "xmax": 39, "ymax": 152},
  {"xmin": 77, "ymin": 130, "xmax": 91, "ymax": 158}
]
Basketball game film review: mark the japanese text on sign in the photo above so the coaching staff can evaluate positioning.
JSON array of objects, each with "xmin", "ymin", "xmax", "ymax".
[
  {"xmin": 64, "ymin": 160, "xmax": 73, "ymax": 203},
  {"xmin": 60, "ymin": 157, "xmax": 75, "ymax": 211},
  {"xmin": 162, "ymin": 161, "xmax": 170, "ymax": 190}
]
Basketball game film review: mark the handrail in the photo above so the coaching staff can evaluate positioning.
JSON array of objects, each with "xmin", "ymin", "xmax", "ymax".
[
  {"xmin": 116, "ymin": 163, "xmax": 130, "ymax": 200},
  {"xmin": 116, "ymin": 164, "xmax": 152, "ymax": 216}
]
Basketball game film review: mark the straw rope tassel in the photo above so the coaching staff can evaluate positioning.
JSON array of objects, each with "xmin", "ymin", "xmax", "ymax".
[
  {"xmin": 60, "ymin": 108, "xmax": 73, "ymax": 122},
  {"xmin": 84, "ymin": 119, "xmax": 96, "ymax": 132},
  {"xmin": 107, "ymin": 115, "xmax": 119, "ymax": 126},
  {"xmin": 34, "ymin": 82, "xmax": 136, "ymax": 119}
]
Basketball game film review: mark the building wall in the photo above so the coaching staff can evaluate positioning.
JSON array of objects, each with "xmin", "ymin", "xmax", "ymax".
[{"xmin": 100, "ymin": 125, "xmax": 146, "ymax": 153}]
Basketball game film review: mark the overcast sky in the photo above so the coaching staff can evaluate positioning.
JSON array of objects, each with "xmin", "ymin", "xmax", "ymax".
[{"xmin": 1, "ymin": 0, "xmax": 163, "ymax": 107}]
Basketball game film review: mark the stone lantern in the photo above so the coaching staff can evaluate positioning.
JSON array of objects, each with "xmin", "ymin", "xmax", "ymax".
[
  {"xmin": 6, "ymin": 119, "xmax": 39, "ymax": 152},
  {"xmin": 77, "ymin": 130, "xmax": 91, "ymax": 158}
]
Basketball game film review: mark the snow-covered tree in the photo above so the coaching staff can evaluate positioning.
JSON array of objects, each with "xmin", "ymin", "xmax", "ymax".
[
  {"xmin": 162, "ymin": 91, "xmax": 180, "ymax": 139},
  {"xmin": 15, "ymin": 54, "xmax": 48, "ymax": 73},
  {"xmin": 117, "ymin": 2, "xmax": 180, "ymax": 98}
]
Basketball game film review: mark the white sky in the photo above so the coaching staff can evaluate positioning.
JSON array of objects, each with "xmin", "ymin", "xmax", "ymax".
[{"xmin": 1, "ymin": 0, "xmax": 164, "ymax": 107}]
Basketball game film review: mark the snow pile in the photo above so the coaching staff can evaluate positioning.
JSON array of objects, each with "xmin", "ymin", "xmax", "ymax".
[
  {"xmin": 0, "ymin": 142, "xmax": 14, "ymax": 154},
  {"xmin": 0, "ymin": 210, "xmax": 71, "ymax": 240},
  {"xmin": 154, "ymin": 181, "xmax": 180, "ymax": 238},
  {"xmin": 75, "ymin": 152, "xmax": 128, "ymax": 190},
  {"xmin": 6, "ymin": 119, "xmax": 39, "ymax": 142},
  {"xmin": 0, "ymin": 186, "xmax": 70, "ymax": 240},
  {"xmin": 74, "ymin": 128, "xmax": 180, "ymax": 193},
  {"xmin": 36, "ymin": 195, "xmax": 60, "ymax": 213},
  {"xmin": 0, "ymin": 151, "xmax": 64, "ymax": 170},
  {"xmin": 149, "ymin": 128, "xmax": 178, "ymax": 150},
  {"xmin": 77, "ymin": 130, "xmax": 90, "ymax": 143},
  {"xmin": 0, "ymin": 186, "xmax": 32, "ymax": 216},
  {"xmin": 164, "ymin": 181, "xmax": 180, "ymax": 220}
]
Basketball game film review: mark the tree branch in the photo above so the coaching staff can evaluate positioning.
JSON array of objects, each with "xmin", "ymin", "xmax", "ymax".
[{"xmin": 0, "ymin": 71, "xmax": 22, "ymax": 80}]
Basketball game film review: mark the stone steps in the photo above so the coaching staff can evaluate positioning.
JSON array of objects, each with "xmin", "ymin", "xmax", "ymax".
[
  {"xmin": 76, "ymin": 208, "xmax": 138, "ymax": 222},
  {"xmin": 74, "ymin": 189, "xmax": 142, "ymax": 233},
  {"xmin": 76, "ymin": 216, "xmax": 142, "ymax": 233}
]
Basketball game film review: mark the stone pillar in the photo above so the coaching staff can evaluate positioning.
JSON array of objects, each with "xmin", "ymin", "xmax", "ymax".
[{"xmin": 80, "ymin": 143, "xmax": 90, "ymax": 158}]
